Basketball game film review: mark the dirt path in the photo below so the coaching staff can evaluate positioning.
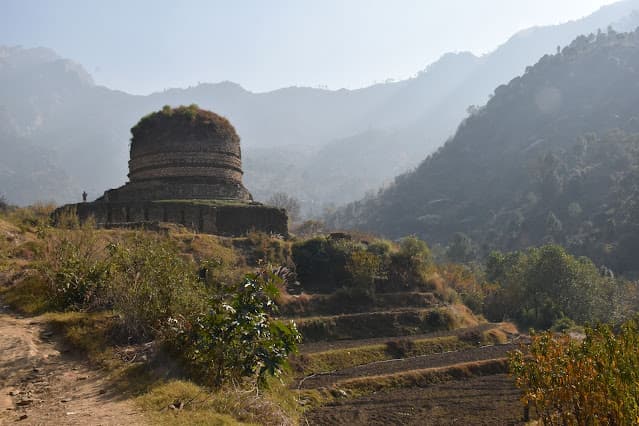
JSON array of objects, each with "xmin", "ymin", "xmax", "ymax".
[
  {"xmin": 297, "ymin": 343, "xmax": 515, "ymax": 389},
  {"xmin": 0, "ymin": 308, "xmax": 147, "ymax": 426}
]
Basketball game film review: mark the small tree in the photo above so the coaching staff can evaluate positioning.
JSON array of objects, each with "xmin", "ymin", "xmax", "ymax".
[
  {"xmin": 510, "ymin": 320, "xmax": 639, "ymax": 424},
  {"xmin": 388, "ymin": 235, "xmax": 432, "ymax": 289},
  {"xmin": 267, "ymin": 192, "xmax": 301, "ymax": 223},
  {"xmin": 172, "ymin": 268, "xmax": 301, "ymax": 387}
]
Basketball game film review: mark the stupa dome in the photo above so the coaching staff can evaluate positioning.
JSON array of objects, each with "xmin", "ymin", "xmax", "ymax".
[{"xmin": 121, "ymin": 105, "xmax": 251, "ymax": 201}]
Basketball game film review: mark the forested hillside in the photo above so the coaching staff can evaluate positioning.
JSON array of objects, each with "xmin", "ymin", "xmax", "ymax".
[{"xmin": 329, "ymin": 28, "xmax": 639, "ymax": 277}]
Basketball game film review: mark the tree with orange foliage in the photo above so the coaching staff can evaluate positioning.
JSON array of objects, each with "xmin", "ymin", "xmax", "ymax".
[{"xmin": 509, "ymin": 320, "xmax": 639, "ymax": 424}]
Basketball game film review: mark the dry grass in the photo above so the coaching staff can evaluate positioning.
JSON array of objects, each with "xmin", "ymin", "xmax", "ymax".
[
  {"xmin": 44, "ymin": 311, "xmax": 118, "ymax": 365},
  {"xmin": 294, "ymin": 335, "xmax": 475, "ymax": 375},
  {"xmin": 0, "ymin": 273, "xmax": 52, "ymax": 315},
  {"xmin": 138, "ymin": 379, "xmax": 299, "ymax": 426},
  {"xmin": 334, "ymin": 358, "xmax": 509, "ymax": 396},
  {"xmin": 0, "ymin": 217, "xmax": 21, "ymax": 235},
  {"xmin": 279, "ymin": 291, "xmax": 440, "ymax": 317},
  {"xmin": 295, "ymin": 305, "xmax": 480, "ymax": 342},
  {"xmin": 425, "ymin": 272, "xmax": 446, "ymax": 293},
  {"xmin": 2, "ymin": 203, "xmax": 56, "ymax": 232}
]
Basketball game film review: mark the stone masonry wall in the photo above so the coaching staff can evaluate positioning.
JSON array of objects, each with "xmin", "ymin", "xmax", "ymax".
[
  {"xmin": 55, "ymin": 201, "xmax": 288, "ymax": 237},
  {"xmin": 101, "ymin": 180, "xmax": 252, "ymax": 203}
]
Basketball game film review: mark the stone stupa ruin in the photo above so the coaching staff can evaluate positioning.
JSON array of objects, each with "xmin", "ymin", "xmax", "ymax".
[{"xmin": 56, "ymin": 105, "xmax": 288, "ymax": 236}]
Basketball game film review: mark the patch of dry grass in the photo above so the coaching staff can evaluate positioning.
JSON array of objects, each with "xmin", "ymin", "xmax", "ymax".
[
  {"xmin": 138, "ymin": 379, "xmax": 299, "ymax": 426},
  {"xmin": 334, "ymin": 358, "xmax": 509, "ymax": 396},
  {"xmin": 2, "ymin": 203, "xmax": 56, "ymax": 232},
  {"xmin": 295, "ymin": 304, "xmax": 481, "ymax": 342},
  {"xmin": 0, "ymin": 273, "xmax": 52, "ymax": 315},
  {"xmin": 44, "ymin": 311, "xmax": 118, "ymax": 365},
  {"xmin": 294, "ymin": 335, "xmax": 475, "ymax": 375}
]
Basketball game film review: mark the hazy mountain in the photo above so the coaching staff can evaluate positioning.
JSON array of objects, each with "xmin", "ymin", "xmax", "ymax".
[
  {"xmin": 2, "ymin": 0, "xmax": 639, "ymax": 209},
  {"xmin": 328, "ymin": 27, "xmax": 639, "ymax": 276}
]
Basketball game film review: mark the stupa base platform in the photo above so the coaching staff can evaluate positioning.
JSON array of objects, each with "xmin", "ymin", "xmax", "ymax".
[{"xmin": 54, "ymin": 199, "xmax": 288, "ymax": 237}]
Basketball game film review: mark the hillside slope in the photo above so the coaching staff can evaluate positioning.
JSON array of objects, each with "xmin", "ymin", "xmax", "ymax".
[{"xmin": 329, "ymin": 28, "xmax": 639, "ymax": 276}]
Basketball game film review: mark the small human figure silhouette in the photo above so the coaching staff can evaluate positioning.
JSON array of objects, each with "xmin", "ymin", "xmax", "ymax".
[{"xmin": 82, "ymin": 191, "xmax": 87, "ymax": 202}]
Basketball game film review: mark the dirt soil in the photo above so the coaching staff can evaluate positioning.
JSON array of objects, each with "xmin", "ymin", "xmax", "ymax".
[
  {"xmin": 0, "ymin": 308, "xmax": 147, "ymax": 426},
  {"xmin": 303, "ymin": 374, "xmax": 525, "ymax": 425},
  {"xmin": 297, "ymin": 343, "xmax": 515, "ymax": 389}
]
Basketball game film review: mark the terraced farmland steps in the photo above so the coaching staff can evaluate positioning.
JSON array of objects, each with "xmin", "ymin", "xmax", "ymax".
[
  {"xmin": 279, "ymin": 289, "xmax": 526, "ymax": 425},
  {"xmin": 279, "ymin": 291, "xmax": 442, "ymax": 317},
  {"xmin": 291, "ymin": 304, "xmax": 481, "ymax": 342},
  {"xmin": 297, "ymin": 343, "xmax": 516, "ymax": 390},
  {"xmin": 298, "ymin": 322, "xmax": 502, "ymax": 353}
]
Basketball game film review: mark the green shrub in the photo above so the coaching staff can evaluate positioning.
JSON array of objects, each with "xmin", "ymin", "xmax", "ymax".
[
  {"xmin": 171, "ymin": 268, "xmax": 301, "ymax": 387},
  {"xmin": 387, "ymin": 236, "xmax": 432, "ymax": 289},
  {"xmin": 345, "ymin": 250, "xmax": 380, "ymax": 295},
  {"xmin": 484, "ymin": 244, "xmax": 615, "ymax": 329},
  {"xmin": 107, "ymin": 234, "xmax": 206, "ymax": 341},
  {"xmin": 293, "ymin": 235, "xmax": 391, "ymax": 293},
  {"xmin": 550, "ymin": 315, "xmax": 577, "ymax": 332},
  {"xmin": 366, "ymin": 239, "xmax": 394, "ymax": 257},
  {"xmin": 291, "ymin": 237, "xmax": 332, "ymax": 291}
]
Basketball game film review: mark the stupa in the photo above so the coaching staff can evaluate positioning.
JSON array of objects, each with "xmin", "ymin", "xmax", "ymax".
[{"xmin": 55, "ymin": 105, "xmax": 288, "ymax": 236}]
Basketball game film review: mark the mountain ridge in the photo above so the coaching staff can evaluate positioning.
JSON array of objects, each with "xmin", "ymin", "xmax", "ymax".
[
  {"xmin": 2, "ymin": 1, "xmax": 639, "ymax": 209},
  {"xmin": 328, "ymin": 26, "xmax": 639, "ymax": 276}
]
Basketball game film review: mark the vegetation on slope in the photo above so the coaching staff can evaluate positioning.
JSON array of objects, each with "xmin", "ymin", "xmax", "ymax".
[
  {"xmin": 131, "ymin": 104, "xmax": 240, "ymax": 147},
  {"xmin": 0, "ymin": 205, "xmax": 301, "ymax": 424},
  {"xmin": 329, "ymin": 27, "xmax": 639, "ymax": 277},
  {"xmin": 3, "ymin": 202, "xmax": 638, "ymax": 423}
]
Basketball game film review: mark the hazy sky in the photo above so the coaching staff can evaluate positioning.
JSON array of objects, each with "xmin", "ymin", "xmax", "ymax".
[{"xmin": 0, "ymin": 0, "xmax": 619, "ymax": 94}]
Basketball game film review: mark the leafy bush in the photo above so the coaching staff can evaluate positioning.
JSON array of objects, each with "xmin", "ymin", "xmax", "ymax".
[
  {"xmin": 345, "ymin": 250, "xmax": 380, "ymax": 294},
  {"xmin": 509, "ymin": 320, "xmax": 639, "ymax": 424},
  {"xmin": 107, "ymin": 234, "xmax": 206, "ymax": 340},
  {"xmin": 293, "ymin": 234, "xmax": 441, "ymax": 294},
  {"xmin": 484, "ymin": 244, "xmax": 616, "ymax": 328},
  {"xmin": 42, "ymin": 230, "xmax": 206, "ymax": 340},
  {"xmin": 171, "ymin": 269, "xmax": 301, "ymax": 387},
  {"xmin": 550, "ymin": 315, "xmax": 577, "ymax": 332},
  {"xmin": 387, "ymin": 235, "xmax": 432, "ymax": 290}
]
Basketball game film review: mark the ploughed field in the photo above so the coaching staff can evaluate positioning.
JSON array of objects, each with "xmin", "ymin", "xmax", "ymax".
[{"xmin": 281, "ymin": 290, "xmax": 525, "ymax": 425}]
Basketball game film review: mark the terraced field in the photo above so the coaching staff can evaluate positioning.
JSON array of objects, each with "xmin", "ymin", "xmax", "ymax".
[{"xmin": 282, "ymin": 291, "xmax": 526, "ymax": 425}]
